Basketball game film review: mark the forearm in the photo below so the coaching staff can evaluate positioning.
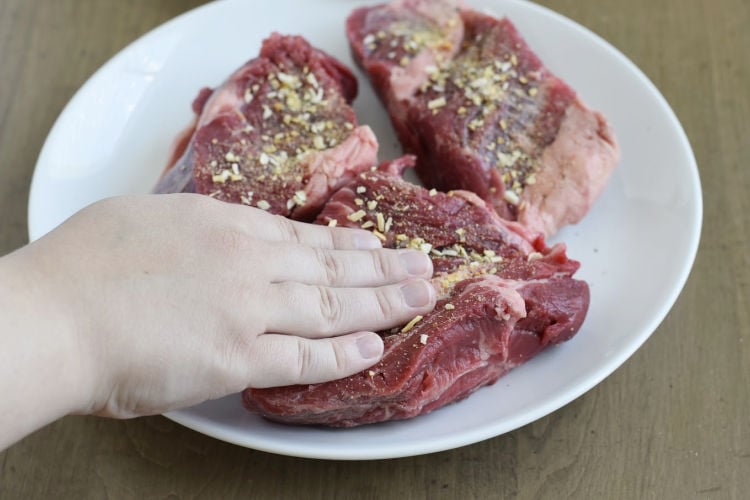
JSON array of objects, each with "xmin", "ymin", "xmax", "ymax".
[{"xmin": 0, "ymin": 247, "xmax": 88, "ymax": 450}]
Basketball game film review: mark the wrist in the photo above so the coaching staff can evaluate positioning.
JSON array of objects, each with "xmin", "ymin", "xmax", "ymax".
[{"xmin": 0, "ymin": 243, "xmax": 95, "ymax": 422}]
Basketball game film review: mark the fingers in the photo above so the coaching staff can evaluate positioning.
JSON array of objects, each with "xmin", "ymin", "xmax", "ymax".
[
  {"xmin": 181, "ymin": 193, "xmax": 381, "ymax": 249},
  {"xmin": 229, "ymin": 205, "xmax": 382, "ymax": 250},
  {"xmin": 266, "ymin": 245, "xmax": 433, "ymax": 286},
  {"xmin": 246, "ymin": 331, "xmax": 384, "ymax": 387},
  {"xmin": 263, "ymin": 279, "xmax": 436, "ymax": 337}
]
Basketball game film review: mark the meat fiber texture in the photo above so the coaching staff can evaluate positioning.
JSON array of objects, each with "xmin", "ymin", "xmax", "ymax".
[
  {"xmin": 154, "ymin": 33, "xmax": 378, "ymax": 220},
  {"xmin": 243, "ymin": 157, "xmax": 589, "ymax": 427},
  {"xmin": 347, "ymin": 0, "xmax": 620, "ymax": 236}
]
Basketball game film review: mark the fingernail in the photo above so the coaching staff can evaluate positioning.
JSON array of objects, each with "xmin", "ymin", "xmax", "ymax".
[
  {"xmin": 354, "ymin": 231, "xmax": 381, "ymax": 249},
  {"xmin": 400, "ymin": 250, "xmax": 432, "ymax": 276},
  {"xmin": 401, "ymin": 280, "xmax": 433, "ymax": 308},
  {"xmin": 356, "ymin": 333, "xmax": 383, "ymax": 360}
]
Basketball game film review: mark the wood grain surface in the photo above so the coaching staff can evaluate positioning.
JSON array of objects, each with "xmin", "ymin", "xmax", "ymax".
[{"xmin": 0, "ymin": 0, "xmax": 747, "ymax": 498}]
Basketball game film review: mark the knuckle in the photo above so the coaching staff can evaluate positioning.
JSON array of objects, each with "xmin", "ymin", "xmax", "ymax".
[
  {"xmin": 374, "ymin": 287, "xmax": 397, "ymax": 320},
  {"xmin": 279, "ymin": 217, "xmax": 306, "ymax": 244},
  {"xmin": 317, "ymin": 248, "xmax": 344, "ymax": 284},
  {"xmin": 294, "ymin": 338, "xmax": 315, "ymax": 383},
  {"xmin": 315, "ymin": 285, "xmax": 341, "ymax": 334},
  {"xmin": 295, "ymin": 339, "xmax": 348, "ymax": 384},
  {"xmin": 371, "ymin": 249, "xmax": 397, "ymax": 280},
  {"xmin": 331, "ymin": 342, "xmax": 349, "ymax": 373}
]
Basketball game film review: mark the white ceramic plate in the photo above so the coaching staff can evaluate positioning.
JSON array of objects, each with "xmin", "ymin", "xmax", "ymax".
[{"xmin": 28, "ymin": 0, "xmax": 701, "ymax": 459}]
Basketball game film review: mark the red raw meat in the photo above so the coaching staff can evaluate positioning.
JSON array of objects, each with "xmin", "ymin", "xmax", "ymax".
[
  {"xmin": 155, "ymin": 33, "xmax": 378, "ymax": 220},
  {"xmin": 347, "ymin": 0, "xmax": 619, "ymax": 236},
  {"xmin": 243, "ymin": 158, "xmax": 589, "ymax": 427}
]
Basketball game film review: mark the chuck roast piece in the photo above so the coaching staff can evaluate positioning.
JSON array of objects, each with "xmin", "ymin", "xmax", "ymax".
[
  {"xmin": 155, "ymin": 33, "xmax": 378, "ymax": 220},
  {"xmin": 243, "ymin": 157, "xmax": 589, "ymax": 427},
  {"xmin": 347, "ymin": 1, "xmax": 619, "ymax": 236}
]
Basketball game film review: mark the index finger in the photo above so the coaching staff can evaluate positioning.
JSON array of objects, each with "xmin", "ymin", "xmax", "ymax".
[{"xmin": 235, "ymin": 206, "xmax": 382, "ymax": 250}]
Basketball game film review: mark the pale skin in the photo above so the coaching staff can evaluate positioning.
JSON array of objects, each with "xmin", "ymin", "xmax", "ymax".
[{"xmin": 0, "ymin": 194, "xmax": 436, "ymax": 450}]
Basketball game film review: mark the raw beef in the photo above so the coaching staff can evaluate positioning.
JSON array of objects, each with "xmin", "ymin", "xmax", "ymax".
[
  {"xmin": 154, "ymin": 33, "xmax": 378, "ymax": 220},
  {"xmin": 347, "ymin": 1, "xmax": 619, "ymax": 236},
  {"xmin": 243, "ymin": 157, "xmax": 589, "ymax": 427}
]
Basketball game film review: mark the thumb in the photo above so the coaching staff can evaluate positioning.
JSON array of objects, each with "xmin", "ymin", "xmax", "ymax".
[{"xmin": 246, "ymin": 332, "xmax": 384, "ymax": 388}]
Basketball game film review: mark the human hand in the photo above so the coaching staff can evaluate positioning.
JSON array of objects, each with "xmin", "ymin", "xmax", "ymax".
[{"xmin": 6, "ymin": 194, "xmax": 435, "ymax": 420}]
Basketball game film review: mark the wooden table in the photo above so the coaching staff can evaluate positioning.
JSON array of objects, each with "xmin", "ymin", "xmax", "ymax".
[{"xmin": 1, "ymin": 0, "xmax": 747, "ymax": 498}]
